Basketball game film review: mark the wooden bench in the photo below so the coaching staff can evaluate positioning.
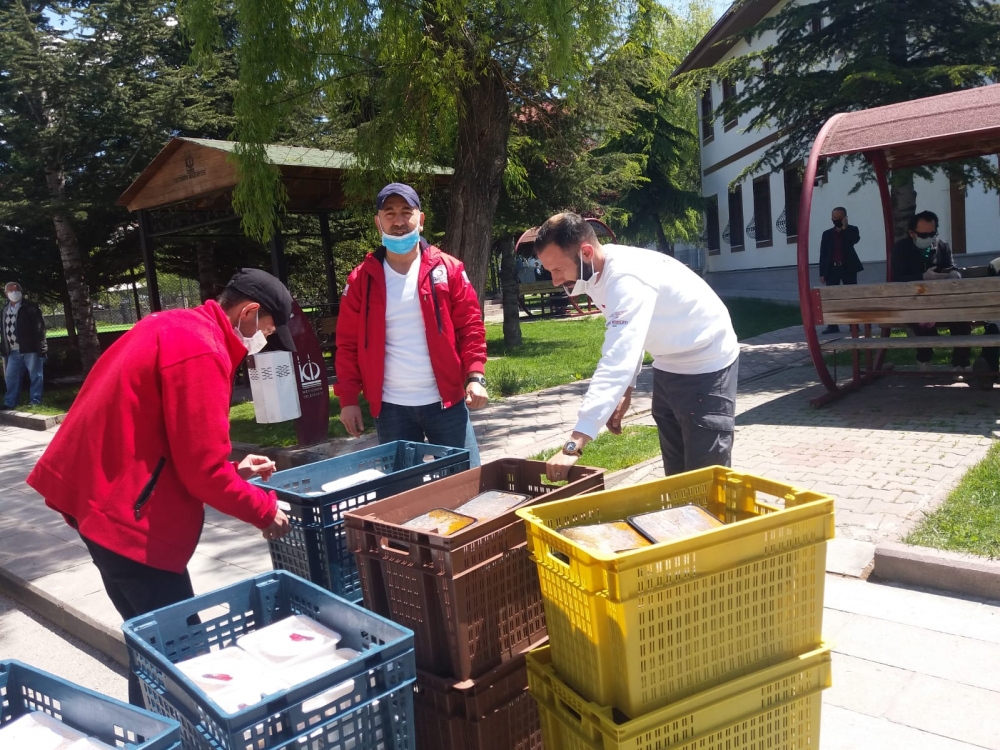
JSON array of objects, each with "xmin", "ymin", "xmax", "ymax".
[{"xmin": 517, "ymin": 281, "xmax": 598, "ymax": 317}]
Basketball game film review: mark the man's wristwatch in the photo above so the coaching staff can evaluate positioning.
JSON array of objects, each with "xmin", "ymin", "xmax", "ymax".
[
  {"xmin": 466, "ymin": 374, "xmax": 487, "ymax": 387},
  {"xmin": 562, "ymin": 440, "xmax": 583, "ymax": 457}
]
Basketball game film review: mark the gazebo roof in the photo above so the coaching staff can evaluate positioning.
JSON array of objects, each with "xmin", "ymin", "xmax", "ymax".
[
  {"xmin": 118, "ymin": 137, "xmax": 452, "ymax": 213},
  {"xmin": 815, "ymin": 84, "xmax": 1000, "ymax": 169}
]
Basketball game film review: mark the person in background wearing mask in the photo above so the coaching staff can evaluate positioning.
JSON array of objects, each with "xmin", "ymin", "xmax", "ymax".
[
  {"xmin": 535, "ymin": 213, "xmax": 739, "ymax": 482},
  {"xmin": 891, "ymin": 210, "xmax": 979, "ymax": 373},
  {"xmin": 27, "ymin": 269, "xmax": 292, "ymax": 707},
  {"xmin": 818, "ymin": 207, "xmax": 863, "ymax": 334},
  {"xmin": 335, "ymin": 183, "xmax": 488, "ymax": 465},
  {"xmin": 1, "ymin": 282, "xmax": 47, "ymax": 409}
]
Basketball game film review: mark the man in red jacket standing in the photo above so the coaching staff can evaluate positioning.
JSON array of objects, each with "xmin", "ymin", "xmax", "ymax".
[
  {"xmin": 27, "ymin": 269, "xmax": 292, "ymax": 706},
  {"xmin": 336, "ymin": 183, "xmax": 488, "ymax": 465}
]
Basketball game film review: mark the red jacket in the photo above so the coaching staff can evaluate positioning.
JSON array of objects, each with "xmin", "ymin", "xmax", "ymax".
[
  {"xmin": 27, "ymin": 300, "xmax": 278, "ymax": 574},
  {"xmin": 335, "ymin": 242, "xmax": 487, "ymax": 418}
]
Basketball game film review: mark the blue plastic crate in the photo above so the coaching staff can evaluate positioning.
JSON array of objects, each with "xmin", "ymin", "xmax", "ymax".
[
  {"xmin": 0, "ymin": 660, "xmax": 181, "ymax": 750},
  {"xmin": 254, "ymin": 441, "xmax": 469, "ymax": 601},
  {"xmin": 122, "ymin": 571, "xmax": 416, "ymax": 750}
]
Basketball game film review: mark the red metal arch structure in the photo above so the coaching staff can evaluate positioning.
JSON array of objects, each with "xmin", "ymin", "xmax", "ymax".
[{"xmin": 798, "ymin": 83, "xmax": 1000, "ymax": 403}]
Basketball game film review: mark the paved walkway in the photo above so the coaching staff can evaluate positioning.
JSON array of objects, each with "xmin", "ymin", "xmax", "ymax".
[{"xmin": 1, "ymin": 323, "xmax": 999, "ymax": 747}]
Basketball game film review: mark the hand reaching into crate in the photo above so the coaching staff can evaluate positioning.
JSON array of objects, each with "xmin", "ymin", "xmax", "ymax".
[
  {"xmin": 262, "ymin": 508, "xmax": 291, "ymax": 540},
  {"xmin": 237, "ymin": 454, "xmax": 277, "ymax": 481}
]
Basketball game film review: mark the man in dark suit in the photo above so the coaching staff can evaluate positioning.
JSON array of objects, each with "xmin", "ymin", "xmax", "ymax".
[{"xmin": 818, "ymin": 207, "xmax": 863, "ymax": 333}]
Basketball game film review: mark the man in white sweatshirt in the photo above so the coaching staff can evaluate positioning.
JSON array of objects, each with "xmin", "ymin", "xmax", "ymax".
[{"xmin": 536, "ymin": 213, "xmax": 740, "ymax": 481}]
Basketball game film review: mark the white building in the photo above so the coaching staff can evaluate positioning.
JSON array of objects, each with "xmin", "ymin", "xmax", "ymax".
[{"xmin": 677, "ymin": 0, "xmax": 1000, "ymax": 302}]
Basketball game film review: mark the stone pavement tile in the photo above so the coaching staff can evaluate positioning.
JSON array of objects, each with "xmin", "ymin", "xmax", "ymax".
[
  {"xmin": 885, "ymin": 673, "xmax": 1000, "ymax": 749},
  {"xmin": 826, "ymin": 578, "xmax": 1000, "ymax": 645},
  {"xmin": 0, "ymin": 528, "xmax": 92, "ymax": 582},
  {"xmin": 833, "ymin": 611, "xmax": 1000, "ymax": 693},
  {"xmin": 188, "ymin": 551, "xmax": 263, "ymax": 594},
  {"xmin": 825, "ymin": 652, "xmax": 915, "ymax": 718},
  {"xmin": 826, "ymin": 539, "xmax": 875, "ymax": 577},
  {"xmin": 29, "ymin": 560, "xmax": 106, "ymax": 603},
  {"xmin": 70, "ymin": 588, "xmax": 125, "ymax": 630},
  {"xmin": 821, "ymin": 704, "xmax": 984, "ymax": 750}
]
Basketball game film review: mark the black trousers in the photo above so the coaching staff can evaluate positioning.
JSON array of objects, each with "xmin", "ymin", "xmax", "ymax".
[
  {"xmin": 651, "ymin": 358, "xmax": 739, "ymax": 477},
  {"xmin": 825, "ymin": 266, "xmax": 857, "ymax": 286},
  {"xmin": 910, "ymin": 322, "xmax": 973, "ymax": 365},
  {"xmin": 81, "ymin": 535, "xmax": 196, "ymax": 708}
]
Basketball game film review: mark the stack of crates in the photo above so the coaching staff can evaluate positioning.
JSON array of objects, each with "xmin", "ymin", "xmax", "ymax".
[
  {"xmin": 516, "ymin": 466, "xmax": 836, "ymax": 750},
  {"xmin": 122, "ymin": 570, "xmax": 417, "ymax": 750},
  {"xmin": 0, "ymin": 660, "xmax": 181, "ymax": 750},
  {"xmin": 254, "ymin": 441, "xmax": 470, "ymax": 602},
  {"xmin": 343, "ymin": 458, "xmax": 606, "ymax": 750}
]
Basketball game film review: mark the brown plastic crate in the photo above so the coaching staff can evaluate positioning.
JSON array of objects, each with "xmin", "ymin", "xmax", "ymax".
[
  {"xmin": 345, "ymin": 458, "xmax": 604, "ymax": 680},
  {"xmin": 414, "ymin": 651, "xmax": 543, "ymax": 750}
]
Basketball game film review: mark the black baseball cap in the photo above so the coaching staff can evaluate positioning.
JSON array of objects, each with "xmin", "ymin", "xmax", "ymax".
[
  {"xmin": 226, "ymin": 269, "xmax": 296, "ymax": 352},
  {"xmin": 376, "ymin": 183, "xmax": 421, "ymax": 210}
]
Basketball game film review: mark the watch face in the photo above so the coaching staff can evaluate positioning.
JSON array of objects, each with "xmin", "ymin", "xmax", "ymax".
[{"xmin": 565, "ymin": 441, "xmax": 578, "ymax": 453}]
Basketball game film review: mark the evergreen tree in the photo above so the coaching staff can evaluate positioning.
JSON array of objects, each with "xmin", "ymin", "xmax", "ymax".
[{"xmin": 691, "ymin": 0, "xmax": 1000, "ymax": 238}]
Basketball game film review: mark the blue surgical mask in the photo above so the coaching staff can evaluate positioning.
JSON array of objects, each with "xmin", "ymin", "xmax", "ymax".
[{"xmin": 382, "ymin": 227, "xmax": 420, "ymax": 255}]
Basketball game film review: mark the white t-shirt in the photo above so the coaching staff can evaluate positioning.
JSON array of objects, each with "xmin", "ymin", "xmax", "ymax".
[
  {"xmin": 382, "ymin": 256, "xmax": 440, "ymax": 406},
  {"xmin": 574, "ymin": 245, "xmax": 739, "ymax": 438}
]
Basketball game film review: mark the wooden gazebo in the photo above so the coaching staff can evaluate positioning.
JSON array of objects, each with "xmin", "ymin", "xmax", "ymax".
[{"xmin": 117, "ymin": 137, "xmax": 452, "ymax": 310}]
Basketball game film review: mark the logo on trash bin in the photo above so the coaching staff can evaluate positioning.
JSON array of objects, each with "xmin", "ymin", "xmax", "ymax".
[{"xmin": 298, "ymin": 357, "xmax": 323, "ymax": 393}]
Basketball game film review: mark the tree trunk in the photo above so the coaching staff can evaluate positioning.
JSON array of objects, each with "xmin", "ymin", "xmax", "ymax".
[
  {"xmin": 196, "ymin": 240, "xmax": 217, "ymax": 303},
  {"xmin": 60, "ymin": 286, "xmax": 77, "ymax": 348},
  {"xmin": 45, "ymin": 166, "xmax": 101, "ymax": 373},
  {"xmin": 498, "ymin": 235, "xmax": 522, "ymax": 347},
  {"xmin": 654, "ymin": 219, "xmax": 674, "ymax": 256},
  {"xmin": 890, "ymin": 171, "xmax": 917, "ymax": 242},
  {"xmin": 442, "ymin": 64, "xmax": 510, "ymax": 301}
]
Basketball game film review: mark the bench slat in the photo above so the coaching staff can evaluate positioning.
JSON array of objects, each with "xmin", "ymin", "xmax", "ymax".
[
  {"xmin": 822, "ymin": 291, "xmax": 1000, "ymax": 314},
  {"xmin": 825, "ymin": 306, "xmax": 1000, "ymax": 324},
  {"xmin": 817, "ymin": 277, "xmax": 1000, "ymax": 301},
  {"xmin": 824, "ymin": 334, "xmax": 1000, "ymax": 351}
]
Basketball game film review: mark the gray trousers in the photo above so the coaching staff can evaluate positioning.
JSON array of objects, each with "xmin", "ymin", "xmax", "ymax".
[{"xmin": 651, "ymin": 358, "xmax": 738, "ymax": 476}]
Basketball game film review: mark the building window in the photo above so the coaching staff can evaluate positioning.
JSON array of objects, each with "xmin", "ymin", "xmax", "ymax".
[
  {"xmin": 728, "ymin": 186, "xmax": 745, "ymax": 251},
  {"xmin": 762, "ymin": 58, "xmax": 773, "ymax": 76},
  {"xmin": 782, "ymin": 168, "xmax": 803, "ymax": 241},
  {"xmin": 701, "ymin": 87, "xmax": 715, "ymax": 143},
  {"xmin": 705, "ymin": 195, "xmax": 720, "ymax": 255},
  {"xmin": 810, "ymin": 16, "xmax": 822, "ymax": 34},
  {"xmin": 722, "ymin": 78, "xmax": 738, "ymax": 131},
  {"xmin": 752, "ymin": 176, "xmax": 773, "ymax": 247}
]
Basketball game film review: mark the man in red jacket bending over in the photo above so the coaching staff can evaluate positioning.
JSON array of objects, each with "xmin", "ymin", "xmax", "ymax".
[
  {"xmin": 336, "ymin": 183, "xmax": 488, "ymax": 465},
  {"xmin": 27, "ymin": 269, "xmax": 292, "ymax": 706}
]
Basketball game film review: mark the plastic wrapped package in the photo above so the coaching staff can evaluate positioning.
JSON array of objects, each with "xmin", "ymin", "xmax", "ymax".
[
  {"xmin": 0, "ymin": 711, "xmax": 87, "ymax": 750},
  {"xmin": 237, "ymin": 615, "xmax": 341, "ymax": 670}
]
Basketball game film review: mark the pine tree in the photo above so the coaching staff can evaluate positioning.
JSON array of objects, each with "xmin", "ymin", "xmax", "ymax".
[{"xmin": 692, "ymin": 0, "xmax": 1000, "ymax": 237}]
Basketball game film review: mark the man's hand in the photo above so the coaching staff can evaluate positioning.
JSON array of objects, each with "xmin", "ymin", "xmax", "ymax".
[
  {"xmin": 237, "ymin": 454, "xmax": 276, "ymax": 481},
  {"xmin": 465, "ymin": 381, "xmax": 488, "ymax": 410},
  {"xmin": 545, "ymin": 432, "xmax": 590, "ymax": 482},
  {"xmin": 606, "ymin": 387, "xmax": 633, "ymax": 435},
  {"xmin": 819, "ymin": 277, "xmax": 825, "ymax": 284},
  {"xmin": 262, "ymin": 508, "xmax": 291, "ymax": 541},
  {"xmin": 339, "ymin": 405, "xmax": 364, "ymax": 437}
]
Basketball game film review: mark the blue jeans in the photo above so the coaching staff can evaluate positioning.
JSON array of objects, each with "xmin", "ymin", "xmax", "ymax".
[
  {"xmin": 375, "ymin": 400, "xmax": 481, "ymax": 467},
  {"xmin": 3, "ymin": 351, "xmax": 44, "ymax": 408}
]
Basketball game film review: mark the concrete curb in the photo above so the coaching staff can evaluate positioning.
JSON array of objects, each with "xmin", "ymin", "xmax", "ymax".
[
  {"xmin": 0, "ymin": 564, "xmax": 128, "ymax": 668},
  {"xmin": 872, "ymin": 541, "xmax": 1000, "ymax": 600},
  {"xmin": 0, "ymin": 409, "xmax": 64, "ymax": 431}
]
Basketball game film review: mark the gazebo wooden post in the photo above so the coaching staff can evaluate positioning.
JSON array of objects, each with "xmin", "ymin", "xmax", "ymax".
[
  {"xmin": 137, "ymin": 210, "xmax": 162, "ymax": 312},
  {"xmin": 269, "ymin": 225, "xmax": 288, "ymax": 284},
  {"xmin": 319, "ymin": 212, "xmax": 338, "ymax": 303}
]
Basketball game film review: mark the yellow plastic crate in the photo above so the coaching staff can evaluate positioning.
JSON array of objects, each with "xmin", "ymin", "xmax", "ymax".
[
  {"xmin": 515, "ymin": 466, "xmax": 835, "ymax": 718},
  {"xmin": 526, "ymin": 644, "xmax": 831, "ymax": 750}
]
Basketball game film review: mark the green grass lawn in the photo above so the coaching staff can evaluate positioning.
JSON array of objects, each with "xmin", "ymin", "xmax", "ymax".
[
  {"xmin": 529, "ymin": 425, "xmax": 661, "ymax": 473},
  {"xmin": 904, "ymin": 442, "xmax": 1000, "ymax": 558},
  {"xmin": 46, "ymin": 322, "xmax": 134, "ymax": 338},
  {"xmin": 723, "ymin": 297, "xmax": 802, "ymax": 340},
  {"xmin": 9, "ymin": 386, "xmax": 80, "ymax": 415}
]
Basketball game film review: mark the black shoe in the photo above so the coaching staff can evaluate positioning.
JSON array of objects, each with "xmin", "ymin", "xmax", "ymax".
[
  {"xmin": 821, "ymin": 325, "xmax": 840, "ymax": 334},
  {"xmin": 972, "ymin": 356, "xmax": 995, "ymax": 390}
]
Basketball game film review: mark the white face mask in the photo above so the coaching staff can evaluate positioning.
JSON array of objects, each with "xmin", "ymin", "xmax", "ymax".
[
  {"xmin": 565, "ymin": 251, "xmax": 594, "ymax": 297},
  {"xmin": 236, "ymin": 307, "xmax": 268, "ymax": 355},
  {"xmin": 913, "ymin": 236, "xmax": 934, "ymax": 251},
  {"xmin": 7, "ymin": 291, "xmax": 22, "ymax": 304}
]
